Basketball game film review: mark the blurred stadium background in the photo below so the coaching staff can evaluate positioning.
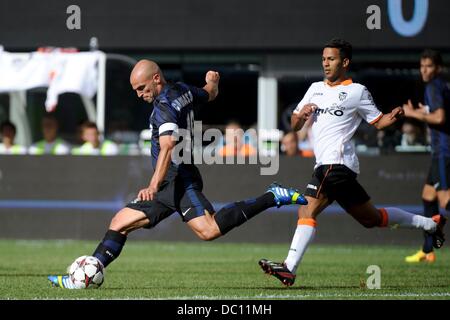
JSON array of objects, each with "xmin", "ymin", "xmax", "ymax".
[{"xmin": 0, "ymin": 0, "xmax": 449, "ymax": 299}]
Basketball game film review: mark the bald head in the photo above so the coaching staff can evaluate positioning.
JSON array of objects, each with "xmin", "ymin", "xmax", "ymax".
[
  {"xmin": 130, "ymin": 60, "xmax": 166, "ymax": 103},
  {"xmin": 130, "ymin": 60, "xmax": 161, "ymax": 85}
]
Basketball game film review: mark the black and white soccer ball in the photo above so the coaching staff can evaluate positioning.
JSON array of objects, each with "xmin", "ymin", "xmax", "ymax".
[{"xmin": 69, "ymin": 255, "xmax": 105, "ymax": 289}]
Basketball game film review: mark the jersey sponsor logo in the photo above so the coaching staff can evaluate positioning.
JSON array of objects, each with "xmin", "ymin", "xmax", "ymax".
[
  {"xmin": 314, "ymin": 106, "xmax": 345, "ymax": 117},
  {"xmin": 313, "ymin": 92, "xmax": 323, "ymax": 96},
  {"xmin": 339, "ymin": 92, "xmax": 347, "ymax": 101},
  {"xmin": 307, "ymin": 184, "xmax": 318, "ymax": 190},
  {"xmin": 171, "ymin": 91, "xmax": 194, "ymax": 111}
]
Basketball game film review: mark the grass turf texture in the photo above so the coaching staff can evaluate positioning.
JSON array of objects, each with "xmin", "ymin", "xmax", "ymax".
[{"xmin": 0, "ymin": 240, "xmax": 449, "ymax": 300}]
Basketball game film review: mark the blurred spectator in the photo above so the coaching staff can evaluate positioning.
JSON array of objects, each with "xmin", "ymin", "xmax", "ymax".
[
  {"xmin": 280, "ymin": 103, "xmax": 297, "ymax": 132},
  {"xmin": 399, "ymin": 120, "xmax": 426, "ymax": 146},
  {"xmin": 281, "ymin": 131, "xmax": 301, "ymax": 156},
  {"xmin": 296, "ymin": 118, "xmax": 314, "ymax": 157},
  {"xmin": 353, "ymin": 121, "xmax": 378, "ymax": 147},
  {"xmin": 71, "ymin": 121, "xmax": 119, "ymax": 156},
  {"xmin": 281, "ymin": 108, "xmax": 314, "ymax": 157},
  {"xmin": 376, "ymin": 127, "xmax": 402, "ymax": 152},
  {"xmin": 218, "ymin": 120, "xmax": 256, "ymax": 157},
  {"xmin": 139, "ymin": 129, "xmax": 152, "ymax": 156},
  {"xmin": 0, "ymin": 120, "xmax": 26, "ymax": 154},
  {"xmin": 28, "ymin": 114, "xmax": 70, "ymax": 155}
]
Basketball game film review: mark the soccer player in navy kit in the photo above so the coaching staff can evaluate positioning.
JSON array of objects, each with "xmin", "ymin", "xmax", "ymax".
[
  {"xmin": 48, "ymin": 60, "xmax": 307, "ymax": 288},
  {"xmin": 404, "ymin": 50, "xmax": 450, "ymax": 263}
]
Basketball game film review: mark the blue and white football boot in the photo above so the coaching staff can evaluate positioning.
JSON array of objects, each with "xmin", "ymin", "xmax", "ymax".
[
  {"xmin": 267, "ymin": 182, "xmax": 308, "ymax": 208},
  {"xmin": 47, "ymin": 275, "xmax": 77, "ymax": 289}
]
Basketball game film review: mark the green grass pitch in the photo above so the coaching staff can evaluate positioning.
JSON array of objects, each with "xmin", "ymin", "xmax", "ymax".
[{"xmin": 1, "ymin": 240, "xmax": 449, "ymax": 300}]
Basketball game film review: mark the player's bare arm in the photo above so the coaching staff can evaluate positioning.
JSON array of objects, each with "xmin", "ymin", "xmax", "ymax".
[
  {"xmin": 372, "ymin": 106, "xmax": 404, "ymax": 130},
  {"xmin": 403, "ymin": 99, "xmax": 446, "ymax": 125},
  {"xmin": 203, "ymin": 71, "xmax": 220, "ymax": 101},
  {"xmin": 291, "ymin": 103, "xmax": 317, "ymax": 131},
  {"xmin": 138, "ymin": 135, "xmax": 176, "ymax": 201}
]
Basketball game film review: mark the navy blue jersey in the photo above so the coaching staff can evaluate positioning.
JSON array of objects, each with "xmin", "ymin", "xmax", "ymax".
[
  {"xmin": 424, "ymin": 76, "xmax": 450, "ymax": 158},
  {"xmin": 150, "ymin": 82, "xmax": 209, "ymax": 179}
]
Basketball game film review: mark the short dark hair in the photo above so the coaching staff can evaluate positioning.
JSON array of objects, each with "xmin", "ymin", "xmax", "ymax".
[
  {"xmin": 421, "ymin": 49, "xmax": 443, "ymax": 67},
  {"xmin": 42, "ymin": 113, "xmax": 58, "ymax": 121},
  {"xmin": 81, "ymin": 121, "xmax": 98, "ymax": 131},
  {"xmin": 0, "ymin": 120, "xmax": 16, "ymax": 134},
  {"xmin": 324, "ymin": 38, "xmax": 353, "ymax": 62}
]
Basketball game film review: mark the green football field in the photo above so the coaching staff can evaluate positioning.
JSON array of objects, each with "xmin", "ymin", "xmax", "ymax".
[{"xmin": 1, "ymin": 239, "xmax": 449, "ymax": 300}]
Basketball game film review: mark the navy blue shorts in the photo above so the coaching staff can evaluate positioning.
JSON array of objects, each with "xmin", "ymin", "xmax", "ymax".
[
  {"xmin": 426, "ymin": 157, "xmax": 450, "ymax": 191},
  {"xmin": 126, "ymin": 173, "xmax": 215, "ymax": 229}
]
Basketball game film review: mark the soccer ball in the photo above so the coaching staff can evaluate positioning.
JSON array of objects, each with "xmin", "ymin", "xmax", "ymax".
[{"xmin": 69, "ymin": 255, "xmax": 105, "ymax": 289}]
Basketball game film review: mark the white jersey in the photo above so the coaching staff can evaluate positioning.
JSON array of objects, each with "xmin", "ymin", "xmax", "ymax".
[{"xmin": 293, "ymin": 79, "xmax": 382, "ymax": 174}]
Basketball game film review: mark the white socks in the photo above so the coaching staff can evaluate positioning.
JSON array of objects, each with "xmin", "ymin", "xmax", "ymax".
[
  {"xmin": 284, "ymin": 219, "xmax": 316, "ymax": 274},
  {"xmin": 383, "ymin": 207, "xmax": 437, "ymax": 232},
  {"xmin": 283, "ymin": 208, "xmax": 437, "ymax": 275}
]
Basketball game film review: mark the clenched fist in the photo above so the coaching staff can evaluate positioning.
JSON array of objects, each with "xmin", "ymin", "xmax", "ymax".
[{"xmin": 205, "ymin": 71, "xmax": 220, "ymax": 84}]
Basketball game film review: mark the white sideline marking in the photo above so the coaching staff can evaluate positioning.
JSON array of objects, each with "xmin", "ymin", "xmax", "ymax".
[
  {"xmin": 159, "ymin": 292, "xmax": 450, "ymax": 300},
  {"xmin": 32, "ymin": 292, "xmax": 450, "ymax": 300}
]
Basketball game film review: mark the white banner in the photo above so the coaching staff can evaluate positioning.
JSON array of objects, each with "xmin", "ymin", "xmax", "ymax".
[{"xmin": 0, "ymin": 49, "xmax": 100, "ymax": 111}]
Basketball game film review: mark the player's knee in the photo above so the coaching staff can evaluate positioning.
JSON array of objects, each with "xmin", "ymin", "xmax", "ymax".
[
  {"xmin": 109, "ymin": 214, "xmax": 129, "ymax": 234},
  {"xmin": 438, "ymin": 198, "xmax": 449, "ymax": 209},
  {"xmin": 197, "ymin": 228, "xmax": 219, "ymax": 241},
  {"xmin": 198, "ymin": 231, "xmax": 214, "ymax": 241}
]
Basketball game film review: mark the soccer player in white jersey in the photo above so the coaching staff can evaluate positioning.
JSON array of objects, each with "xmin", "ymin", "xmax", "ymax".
[{"xmin": 258, "ymin": 39, "xmax": 447, "ymax": 286}]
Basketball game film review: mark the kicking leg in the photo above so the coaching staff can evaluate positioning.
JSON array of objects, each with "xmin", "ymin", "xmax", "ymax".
[
  {"xmin": 187, "ymin": 210, "xmax": 221, "ymax": 241},
  {"xmin": 212, "ymin": 192, "xmax": 278, "ymax": 236},
  {"xmin": 187, "ymin": 191, "xmax": 283, "ymax": 241},
  {"xmin": 186, "ymin": 183, "xmax": 307, "ymax": 240}
]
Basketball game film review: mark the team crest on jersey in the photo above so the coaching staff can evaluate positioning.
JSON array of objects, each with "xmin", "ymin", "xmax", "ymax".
[{"xmin": 339, "ymin": 92, "xmax": 347, "ymax": 101}]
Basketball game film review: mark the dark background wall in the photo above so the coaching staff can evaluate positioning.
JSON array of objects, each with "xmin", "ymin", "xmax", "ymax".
[
  {"xmin": 1, "ymin": 0, "xmax": 449, "ymax": 51},
  {"xmin": 0, "ymin": 155, "xmax": 432, "ymax": 245}
]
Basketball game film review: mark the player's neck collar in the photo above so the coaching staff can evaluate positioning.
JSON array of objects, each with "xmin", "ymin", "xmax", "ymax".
[{"xmin": 325, "ymin": 78, "xmax": 353, "ymax": 87}]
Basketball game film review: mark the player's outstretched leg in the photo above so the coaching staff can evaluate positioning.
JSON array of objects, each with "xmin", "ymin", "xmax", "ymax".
[
  {"xmin": 259, "ymin": 259, "xmax": 296, "ymax": 286},
  {"xmin": 213, "ymin": 182, "xmax": 307, "ymax": 237}
]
